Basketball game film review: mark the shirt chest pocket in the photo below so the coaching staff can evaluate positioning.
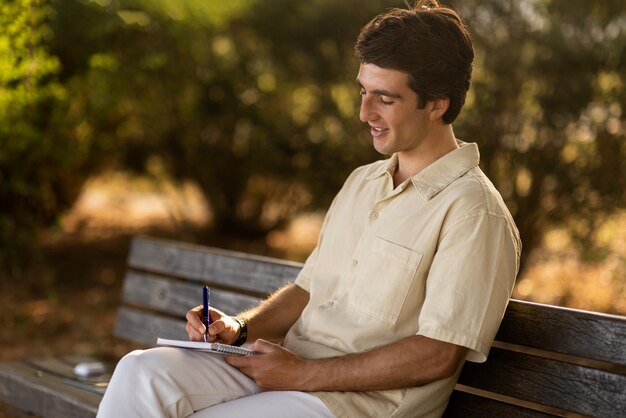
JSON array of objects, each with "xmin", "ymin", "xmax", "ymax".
[{"xmin": 348, "ymin": 237, "xmax": 423, "ymax": 324}]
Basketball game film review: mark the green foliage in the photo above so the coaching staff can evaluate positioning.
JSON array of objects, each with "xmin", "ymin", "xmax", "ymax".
[
  {"xmin": 42, "ymin": 0, "xmax": 394, "ymax": 237},
  {"xmin": 156, "ymin": 0, "xmax": 391, "ymax": 235},
  {"xmin": 452, "ymin": 0, "xmax": 626, "ymax": 268},
  {"xmin": 1, "ymin": 0, "xmax": 624, "ymax": 275},
  {"xmin": 0, "ymin": 0, "xmax": 72, "ymax": 272}
]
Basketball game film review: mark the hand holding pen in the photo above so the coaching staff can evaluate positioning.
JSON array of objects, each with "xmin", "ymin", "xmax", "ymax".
[{"xmin": 185, "ymin": 289, "xmax": 242, "ymax": 344}]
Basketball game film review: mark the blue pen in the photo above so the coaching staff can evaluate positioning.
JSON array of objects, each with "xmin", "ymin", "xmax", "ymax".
[{"xmin": 202, "ymin": 286, "xmax": 210, "ymax": 342}]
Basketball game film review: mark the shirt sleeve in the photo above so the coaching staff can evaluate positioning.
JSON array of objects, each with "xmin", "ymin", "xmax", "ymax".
[
  {"xmin": 294, "ymin": 245, "xmax": 317, "ymax": 292},
  {"xmin": 417, "ymin": 212, "xmax": 520, "ymax": 362},
  {"xmin": 294, "ymin": 192, "xmax": 343, "ymax": 292}
]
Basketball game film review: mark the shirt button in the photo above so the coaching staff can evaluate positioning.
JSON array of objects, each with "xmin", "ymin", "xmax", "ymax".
[
  {"xmin": 351, "ymin": 259, "xmax": 358, "ymax": 268},
  {"xmin": 369, "ymin": 211, "xmax": 379, "ymax": 221},
  {"xmin": 318, "ymin": 300, "xmax": 335, "ymax": 309}
]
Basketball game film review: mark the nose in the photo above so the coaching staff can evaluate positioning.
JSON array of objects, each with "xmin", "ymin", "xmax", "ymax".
[{"xmin": 359, "ymin": 94, "xmax": 376, "ymax": 123}]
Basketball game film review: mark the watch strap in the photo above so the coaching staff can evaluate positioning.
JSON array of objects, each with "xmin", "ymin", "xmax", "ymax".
[{"xmin": 233, "ymin": 317, "xmax": 248, "ymax": 346}]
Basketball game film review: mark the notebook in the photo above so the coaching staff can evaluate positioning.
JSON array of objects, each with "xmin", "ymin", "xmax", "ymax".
[{"xmin": 156, "ymin": 337, "xmax": 258, "ymax": 356}]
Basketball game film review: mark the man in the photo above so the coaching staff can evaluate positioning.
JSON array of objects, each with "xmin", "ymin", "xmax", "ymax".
[{"xmin": 97, "ymin": 1, "xmax": 521, "ymax": 417}]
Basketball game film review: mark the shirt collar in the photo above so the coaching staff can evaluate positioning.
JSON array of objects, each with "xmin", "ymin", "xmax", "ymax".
[
  {"xmin": 366, "ymin": 141, "xmax": 480, "ymax": 200},
  {"xmin": 366, "ymin": 154, "xmax": 398, "ymax": 181}
]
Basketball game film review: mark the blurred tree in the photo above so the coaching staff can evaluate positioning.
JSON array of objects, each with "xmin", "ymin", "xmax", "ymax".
[
  {"xmin": 48, "ymin": 0, "xmax": 389, "ymax": 238},
  {"xmin": 453, "ymin": 0, "xmax": 626, "ymax": 270},
  {"xmin": 161, "ymin": 0, "xmax": 389, "ymax": 236},
  {"xmin": 0, "ymin": 0, "xmax": 76, "ymax": 273},
  {"xmin": 2, "ymin": 0, "xmax": 624, "ymax": 277}
]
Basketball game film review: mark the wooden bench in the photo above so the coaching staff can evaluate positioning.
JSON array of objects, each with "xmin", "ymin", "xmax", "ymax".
[{"xmin": 1, "ymin": 235, "xmax": 624, "ymax": 417}]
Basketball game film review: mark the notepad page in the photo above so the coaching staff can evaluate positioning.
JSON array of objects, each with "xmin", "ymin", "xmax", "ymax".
[{"xmin": 156, "ymin": 337, "xmax": 257, "ymax": 356}]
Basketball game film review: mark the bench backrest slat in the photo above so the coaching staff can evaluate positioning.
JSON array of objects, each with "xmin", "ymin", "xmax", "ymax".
[
  {"xmin": 496, "ymin": 300, "xmax": 626, "ymax": 366},
  {"xmin": 127, "ymin": 236, "xmax": 301, "ymax": 296},
  {"xmin": 121, "ymin": 271, "xmax": 262, "ymax": 317},
  {"xmin": 443, "ymin": 391, "xmax": 558, "ymax": 418},
  {"xmin": 114, "ymin": 306, "xmax": 188, "ymax": 346},
  {"xmin": 457, "ymin": 346, "xmax": 626, "ymax": 417},
  {"xmin": 116, "ymin": 236, "xmax": 298, "ymax": 346}
]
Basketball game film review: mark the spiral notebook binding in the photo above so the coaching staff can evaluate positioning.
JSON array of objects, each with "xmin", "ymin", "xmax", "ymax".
[{"xmin": 212, "ymin": 343, "xmax": 257, "ymax": 356}]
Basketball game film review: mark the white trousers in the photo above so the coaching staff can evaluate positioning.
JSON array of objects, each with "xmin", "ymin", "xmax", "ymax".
[{"xmin": 96, "ymin": 347, "xmax": 334, "ymax": 418}]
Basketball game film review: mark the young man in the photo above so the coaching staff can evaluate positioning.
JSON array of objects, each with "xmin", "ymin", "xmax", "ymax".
[{"xmin": 97, "ymin": 1, "xmax": 520, "ymax": 417}]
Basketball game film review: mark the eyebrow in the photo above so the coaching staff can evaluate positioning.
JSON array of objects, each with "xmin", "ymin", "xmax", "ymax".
[{"xmin": 356, "ymin": 79, "xmax": 403, "ymax": 100}]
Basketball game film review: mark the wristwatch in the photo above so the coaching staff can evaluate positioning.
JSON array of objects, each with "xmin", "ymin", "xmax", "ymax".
[{"xmin": 232, "ymin": 317, "xmax": 248, "ymax": 346}]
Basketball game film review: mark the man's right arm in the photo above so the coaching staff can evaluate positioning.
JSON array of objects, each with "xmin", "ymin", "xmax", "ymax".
[{"xmin": 185, "ymin": 283, "xmax": 309, "ymax": 345}]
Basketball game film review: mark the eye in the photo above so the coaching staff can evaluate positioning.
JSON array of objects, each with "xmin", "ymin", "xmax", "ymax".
[
  {"xmin": 359, "ymin": 88, "xmax": 366, "ymax": 96},
  {"xmin": 379, "ymin": 96, "xmax": 394, "ymax": 105}
]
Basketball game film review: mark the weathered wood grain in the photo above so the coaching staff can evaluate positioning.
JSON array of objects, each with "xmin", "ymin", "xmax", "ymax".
[
  {"xmin": 25, "ymin": 357, "xmax": 111, "ymax": 395},
  {"xmin": 113, "ymin": 306, "xmax": 188, "ymax": 345},
  {"xmin": 444, "ymin": 390, "xmax": 558, "ymax": 418},
  {"xmin": 128, "ymin": 236, "xmax": 301, "ymax": 295},
  {"xmin": 497, "ymin": 300, "xmax": 626, "ymax": 366},
  {"xmin": 121, "ymin": 271, "xmax": 262, "ymax": 317},
  {"xmin": 26, "ymin": 358, "xmax": 111, "ymax": 382},
  {"xmin": 0, "ymin": 361, "xmax": 100, "ymax": 418},
  {"xmin": 457, "ymin": 346, "xmax": 626, "ymax": 417},
  {"xmin": 0, "ymin": 398, "xmax": 39, "ymax": 418}
]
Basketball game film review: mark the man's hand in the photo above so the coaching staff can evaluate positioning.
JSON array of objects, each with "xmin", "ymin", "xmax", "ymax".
[
  {"xmin": 185, "ymin": 306, "xmax": 241, "ymax": 344},
  {"xmin": 225, "ymin": 339, "xmax": 313, "ymax": 391}
]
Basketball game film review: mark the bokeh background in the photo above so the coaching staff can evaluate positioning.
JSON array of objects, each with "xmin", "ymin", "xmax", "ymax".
[{"xmin": 1, "ymin": 0, "xmax": 625, "ymax": 363}]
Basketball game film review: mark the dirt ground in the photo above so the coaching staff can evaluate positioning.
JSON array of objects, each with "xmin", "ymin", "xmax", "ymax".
[{"xmin": 0, "ymin": 232, "xmax": 147, "ymax": 363}]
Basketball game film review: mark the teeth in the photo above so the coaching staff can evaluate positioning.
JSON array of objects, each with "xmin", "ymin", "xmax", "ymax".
[{"xmin": 374, "ymin": 127, "xmax": 384, "ymax": 131}]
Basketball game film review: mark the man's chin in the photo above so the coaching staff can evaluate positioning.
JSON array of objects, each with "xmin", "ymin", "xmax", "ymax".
[{"xmin": 373, "ymin": 138, "xmax": 393, "ymax": 156}]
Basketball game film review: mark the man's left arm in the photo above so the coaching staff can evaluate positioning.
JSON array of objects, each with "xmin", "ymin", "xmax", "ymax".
[{"xmin": 226, "ymin": 335, "xmax": 467, "ymax": 391}]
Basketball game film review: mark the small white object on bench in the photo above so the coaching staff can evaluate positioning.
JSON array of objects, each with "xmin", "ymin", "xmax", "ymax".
[{"xmin": 73, "ymin": 362, "xmax": 106, "ymax": 378}]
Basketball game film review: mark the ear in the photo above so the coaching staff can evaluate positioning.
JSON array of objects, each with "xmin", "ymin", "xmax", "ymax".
[{"xmin": 428, "ymin": 97, "xmax": 450, "ymax": 121}]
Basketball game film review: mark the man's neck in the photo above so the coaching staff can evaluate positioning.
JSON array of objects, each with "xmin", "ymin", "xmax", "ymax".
[{"xmin": 393, "ymin": 126, "xmax": 459, "ymax": 187}]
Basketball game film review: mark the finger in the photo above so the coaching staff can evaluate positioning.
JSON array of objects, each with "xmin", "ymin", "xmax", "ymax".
[
  {"xmin": 225, "ymin": 354, "xmax": 251, "ymax": 369},
  {"xmin": 185, "ymin": 306, "xmax": 202, "ymax": 328},
  {"xmin": 186, "ymin": 306, "xmax": 207, "ymax": 339},
  {"xmin": 185, "ymin": 321, "xmax": 204, "ymax": 341},
  {"xmin": 206, "ymin": 320, "xmax": 227, "ymax": 342},
  {"xmin": 252, "ymin": 339, "xmax": 276, "ymax": 354},
  {"xmin": 208, "ymin": 307, "xmax": 225, "ymax": 321},
  {"xmin": 185, "ymin": 306, "xmax": 205, "ymax": 333},
  {"xmin": 207, "ymin": 319, "xmax": 225, "ymax": 336}
]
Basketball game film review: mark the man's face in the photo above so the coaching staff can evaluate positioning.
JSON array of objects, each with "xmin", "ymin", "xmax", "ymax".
[{"xmin": 357, "ymin": 63, "xmax": 432, "ymax": 157}]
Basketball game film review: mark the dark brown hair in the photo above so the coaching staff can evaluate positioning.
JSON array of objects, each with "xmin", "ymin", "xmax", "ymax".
[{"xmin": 355, "ymin": 0, "xmax": 474, "ymax": 124}]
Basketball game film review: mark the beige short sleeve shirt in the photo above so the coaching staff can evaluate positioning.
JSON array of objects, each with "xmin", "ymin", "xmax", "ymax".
[{"xmin": 283, "ymin": 142, "xmax": 521, "ymax": 418}]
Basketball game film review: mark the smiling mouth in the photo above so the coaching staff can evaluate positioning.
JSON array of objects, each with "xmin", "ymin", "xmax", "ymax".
[{"xmin": 370, "ymin": 126, "xmax": 389, "ymax": 137}]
